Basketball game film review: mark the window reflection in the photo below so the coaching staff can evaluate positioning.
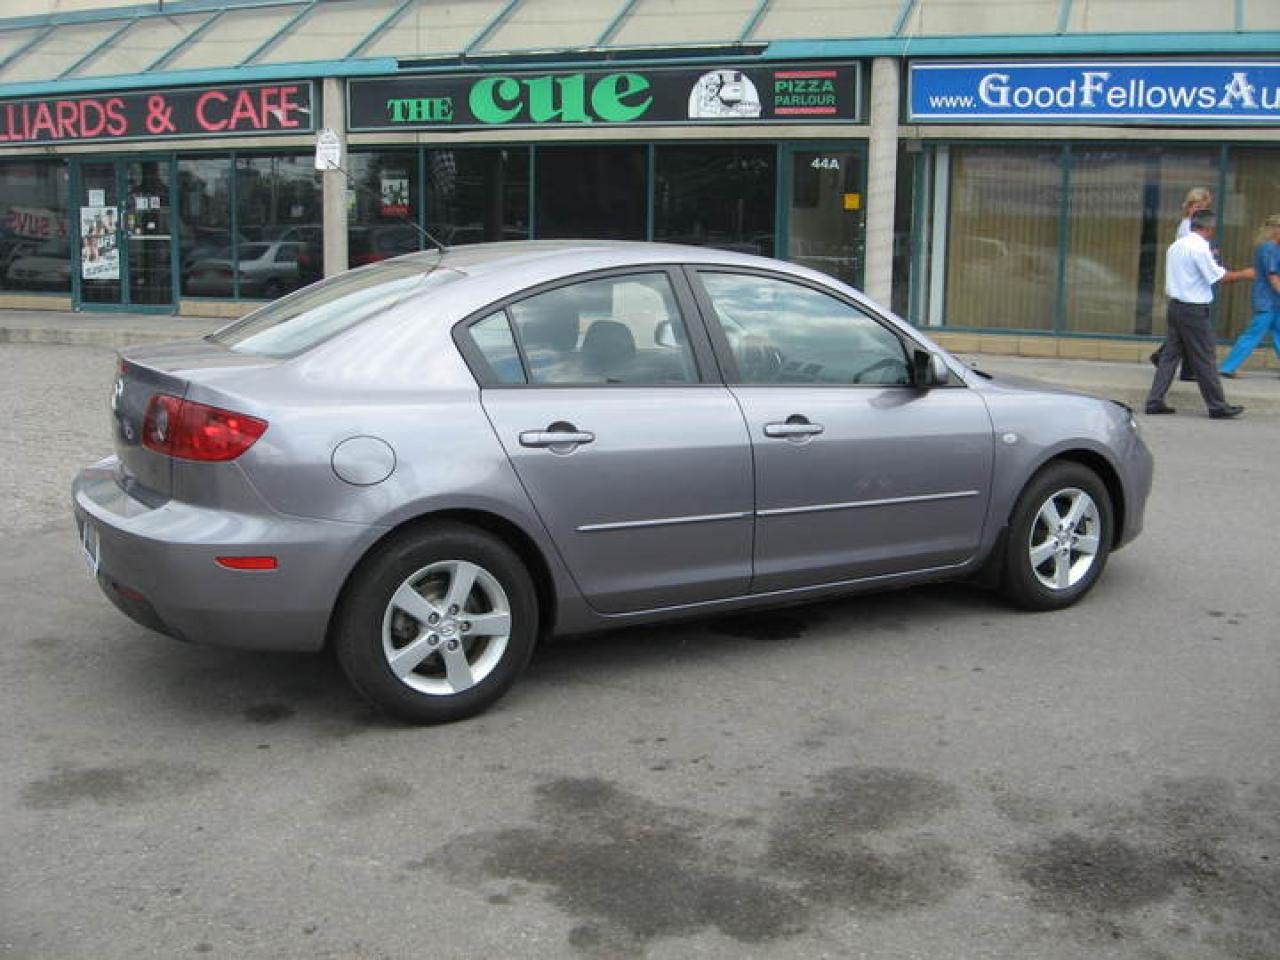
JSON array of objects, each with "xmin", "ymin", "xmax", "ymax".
[
  {"xmin": 0, "ymin": 159, "xmax": 70, "ymax": 294},
  {"xmin": 654, "ymin": 145, "xmax": 775, "ymax": 256},
  {"xmin": 427, "ymin": 148, "xmax": 529, "ymax": 246}
]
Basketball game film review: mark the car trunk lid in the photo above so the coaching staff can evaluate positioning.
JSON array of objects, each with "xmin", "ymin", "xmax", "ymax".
[{"xmin": 112, "ymin": 339, "xmax": 277, "ymax": 499}]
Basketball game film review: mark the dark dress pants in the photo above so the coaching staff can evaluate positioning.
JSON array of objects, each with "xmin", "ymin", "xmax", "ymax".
[{"xmin": 1146, "ymin": 300, "xmax": 1230, "ymax": 414}]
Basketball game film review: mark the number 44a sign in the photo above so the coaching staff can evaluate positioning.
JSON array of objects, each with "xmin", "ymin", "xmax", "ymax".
[{"xmin": 811, "ymin": 157, "xmax": 841, "ymax": 170}]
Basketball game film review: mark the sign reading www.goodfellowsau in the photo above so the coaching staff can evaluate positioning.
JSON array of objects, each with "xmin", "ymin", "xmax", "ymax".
[
  {"xmin": 909, "ymin": 61, "xmax": 1280, "ymax": 124},
  {"xmin": 348, "ymin": 63, "xmax": 861, "ymax": 131}
]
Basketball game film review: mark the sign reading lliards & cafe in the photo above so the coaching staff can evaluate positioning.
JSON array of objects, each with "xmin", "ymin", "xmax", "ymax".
[{"xmin": 347, "ymin": 63, "xmax": 861, "ymax": 131}]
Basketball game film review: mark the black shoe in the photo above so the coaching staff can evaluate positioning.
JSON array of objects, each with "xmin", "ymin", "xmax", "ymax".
[
  {"xmin": 1148, "ymin": 350, "xmax": 1161, "ymax": 367},
  {"xmin": 1144, "ymin": 403, "xmax": 1176, "ymax": 415},
  {"xmin": 1209, "ymin": 405, "xmax": 1244, "ymax": 420}
]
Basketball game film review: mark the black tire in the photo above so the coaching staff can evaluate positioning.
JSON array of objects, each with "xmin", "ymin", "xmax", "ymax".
[
  {"xmin": 334, "ymin": 523, "xmax": 538, "ymax": 724},
  {"xmin": 999, "ymin": 462, "xmax": 1113, "ymax": 611}
]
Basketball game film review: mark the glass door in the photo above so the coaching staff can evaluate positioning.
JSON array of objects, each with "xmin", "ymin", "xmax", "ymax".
[
  {"xmin": 783, "ymin": 145, "xmax": 867, "ymax": 288},
  {"xmin": 123, "ymin": 159, "xmax": 173, "ymax": 306},
  {"xmin": 74, "ymin": 157, "xmax": 174, "ymax": 310}
]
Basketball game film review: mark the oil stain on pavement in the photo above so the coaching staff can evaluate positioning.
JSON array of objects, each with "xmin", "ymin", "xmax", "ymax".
[
  {"xmin": 430, "ymin": 765, "xmax": 967, "ymax": 956},
  {"xmin": 1000, "ymin": 776, "xmax": 1280, "ymax": 958},
  {"xmin": 21, "ymin": 760, "xmax": 219, "ymax": 809}
]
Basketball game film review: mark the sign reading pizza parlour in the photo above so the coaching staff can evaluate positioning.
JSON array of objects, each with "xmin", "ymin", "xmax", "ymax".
[{"xmin": 347, "ymin": 63, "xmax": 861, "ymax": 131}]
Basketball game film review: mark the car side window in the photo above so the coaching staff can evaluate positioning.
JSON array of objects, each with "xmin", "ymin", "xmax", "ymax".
[
  {"xmin": 470, "ymin": 311, "xmax": 527, "ymax": 384},
  {"xmin": 506, "ymin": 273, "xmax": 698, "ymax": 385},
  {"xmin": 699, "ymin": 272, "xmax": 910, "ymax": 386}
]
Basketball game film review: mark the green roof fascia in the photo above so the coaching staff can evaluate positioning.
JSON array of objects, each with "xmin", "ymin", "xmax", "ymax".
[
  {"xmin": 0, "ymin": 57, "xmax": 397, "ymax": 100},
  {"xmin": 0, "ymin": 0, "xmax": 307, "ymax": 33},
  {"xmin": 738, "ymin": 0, "xmax": 772, "ymax": 42},
  {"xmin": 596, "ymin": 0, "xmax": 641, "ymax": 47},
  {"xmin": 1056, "ymin": 0, "xmax": 1073, "ymax": 35},
  {"xmin": 892, "ymin": 0, "xmax": 919, "ymax": 37},
  {"xmin": 763, "ymin": 31, "xmax": 1280, "ymax": 58},
  {"xmin": 242, "ymin": 0, "xmax": 319, "ymax": 65},
  {"xmin": 0, "ymin": 25, "xmax": 52, "ymax": 72},
  {"xmin": 465, "ymin": 0, "xmax": 524, "ymax": 55},
  {"xmin": 58, "ymin": 16, "xmax": 138, "ymax": 78},
  {"xmin": 347, "ymin": 0, "xmax": 415, "ymax": 59}
]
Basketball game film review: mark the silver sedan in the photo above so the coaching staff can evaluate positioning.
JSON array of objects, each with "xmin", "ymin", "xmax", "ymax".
[{"xmin": 73, "ymin": 241, "xmax": 1153, "ymax": 723}]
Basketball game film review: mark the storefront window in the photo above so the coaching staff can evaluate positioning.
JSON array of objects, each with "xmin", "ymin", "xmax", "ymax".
[
  {"xmin": 426, "ymin": 147, "xmax": 529, "ymax": 247},
  {"xmin": 178, "ymin": 156, "xmax": 235, "ymax": 298},
  {"xmin": 535, "ymin": 145, "xmax": 645, "ymax": 241},
  {"xmin": 0, "ymin": 159, "xmax": 70, "ymax": 294},
  {"xmin": 1064, "ymin": 147, "xmax": 1217, "ymax": 336},
  {"xmin": 654, "ymin": 144, "xmax": 775, "ymax": 257},
  {"xmin": 348, "ymin": 150, "xmax": 423, "ymax": 268},
  {"xmin": 1219, "ymin": 147, "xmax": 1280, "ymax": 340},
  {"xmin": 942, "ymin": 145, "xmax": 1062, "ymax": 331},
  {"xmin": 235, "ymin": 154, "xmax": 323, "ymax": 298}
]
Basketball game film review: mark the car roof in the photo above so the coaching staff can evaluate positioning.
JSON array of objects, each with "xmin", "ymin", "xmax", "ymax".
[{"xmin": 393, "ymin": 239, "xmax": 795, "ymax": 279}]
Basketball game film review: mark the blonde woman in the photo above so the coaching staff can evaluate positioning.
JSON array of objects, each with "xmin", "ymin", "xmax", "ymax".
[
  {"xmin": 1151, "ymin": 187, "xmax": 1215, "ymax": 375},
  {"xmin": 1220, "ymin": 214, "xmax": 1280, "ymax": 378},
  {"xmin": 1176, "ymin": 187, "xmax": 1214, "ymax": 238}
]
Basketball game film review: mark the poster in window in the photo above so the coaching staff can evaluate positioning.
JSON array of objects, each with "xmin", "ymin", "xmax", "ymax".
[
  {"xmin": 380, "ymin": 171, "xmax": 410, "ymax": 217},
  {"xmin": 80, "ymin": 205, "xmax": 119, "ymax": 280}
]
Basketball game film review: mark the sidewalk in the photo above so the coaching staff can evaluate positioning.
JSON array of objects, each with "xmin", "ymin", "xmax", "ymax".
[{"xmin": 2, "ymin": 308, "xmax": 1278, "ymax": 413}]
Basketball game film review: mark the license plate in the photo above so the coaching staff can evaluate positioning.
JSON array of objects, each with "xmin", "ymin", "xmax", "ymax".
[{"xmin": 80, "ymin": 520, "xmax": 100, "ymax": 578}]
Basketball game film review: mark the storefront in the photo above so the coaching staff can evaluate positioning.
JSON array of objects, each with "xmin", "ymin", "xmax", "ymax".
[
  {"xmin": 1, "ymin": 0, "xmax": 1277, "ymax": 358},
  {"xmin": 0, "ymin": 56, "xmax": 871, "ymax": 315},
  {"xmin": 903, "ymin": 60, "xmax": 1280, "ymax": 350}
]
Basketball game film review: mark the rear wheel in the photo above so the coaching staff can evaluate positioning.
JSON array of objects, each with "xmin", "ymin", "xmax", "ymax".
[
  {"xmin": 334, "ymin": 523, "xmax": 537, "ymax": 723},
  {"xmin": 1000, "ymin": 462, "xmax": 1112, "ymax": 611}
]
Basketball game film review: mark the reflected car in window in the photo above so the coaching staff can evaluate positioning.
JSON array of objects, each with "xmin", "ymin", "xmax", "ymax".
[
  {"xmin": 183, "ymin": 240, "xmax": 310, "ymax": 300},
  {"xmin": 5, "ymin": 240, "xmax": 72, "ymax": 290},
  {"xmin": 73, "ymin": 241, "xmax": 1153, "ymax": 723}
]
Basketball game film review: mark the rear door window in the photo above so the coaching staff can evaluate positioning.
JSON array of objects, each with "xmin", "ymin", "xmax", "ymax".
[{"xmin": 503, "ymin": 272, "xmax": 699, "ymax": 385}]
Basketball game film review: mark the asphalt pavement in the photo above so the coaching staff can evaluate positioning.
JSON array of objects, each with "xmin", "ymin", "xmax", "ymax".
[{"xmin": 1, "ymin": 335, "xmax": 1278, "ymax": 960}]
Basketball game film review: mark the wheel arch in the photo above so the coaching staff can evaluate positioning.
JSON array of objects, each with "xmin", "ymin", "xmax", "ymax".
[
  {"xmin": 325, "ymin": 508, "xmax": 559, "ymax": 651},
  {"xmin": 1035, "ymin": 448, "xmax": 1126, "ymax": 548}
]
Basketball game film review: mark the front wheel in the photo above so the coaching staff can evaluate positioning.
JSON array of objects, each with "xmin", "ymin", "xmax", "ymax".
[
  {"xmin": 1000, "ymin": 463, "xmax": 1113, "ymax": 611},
  {"xmin": 334, "ymin": 523, "xmax": 538, "ymax": 724}
]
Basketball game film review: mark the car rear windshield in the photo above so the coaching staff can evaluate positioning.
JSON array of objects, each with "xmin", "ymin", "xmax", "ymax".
[{"xmin": 208, "ymin": 258, "xmax": 461, "ymax": 357}]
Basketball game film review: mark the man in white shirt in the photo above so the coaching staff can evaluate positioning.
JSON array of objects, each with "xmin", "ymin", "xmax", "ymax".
[{"xmin": 1145, "ymin": 209, "xmax": 1254, "ymax": 419}]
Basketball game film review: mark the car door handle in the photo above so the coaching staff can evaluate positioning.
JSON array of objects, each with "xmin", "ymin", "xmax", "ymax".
[
  {"xmin": 519, "ymin": 429, "xmax": 595, "ymax": 448},
  {"xmin": 764, "ymin": 420, "xmax": 824, "ymax": 438}
]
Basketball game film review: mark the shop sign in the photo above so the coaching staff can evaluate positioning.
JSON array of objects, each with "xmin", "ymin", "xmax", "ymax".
[
  {"xmin": 347, "ymin": 63, "xmax": 861, "ymax": 131},
  {"xmin": 909, "ymin": 61, "xmax": 1280, "ymax": 124},
  {"xmin": 0, "ymin": 81, "xmax": 315, "ymax": 146}
]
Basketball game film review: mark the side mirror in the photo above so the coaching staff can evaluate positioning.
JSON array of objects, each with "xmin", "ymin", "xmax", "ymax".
[{"xmin": 912, "ymin": 349, "xmax": 950, "ymax": 388}]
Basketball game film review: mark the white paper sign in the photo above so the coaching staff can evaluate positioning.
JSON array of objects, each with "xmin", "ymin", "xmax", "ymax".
[
  {"xmin": 88, "ymin": 189, "xmax": 105, "ymax": 207},
  {"xmin": 80, "ymin": 206, "xmax": 119, "ymax": 281},
  {"xmin": 314, "ymin": 127, "xmax": 342, "ymax": 171}
]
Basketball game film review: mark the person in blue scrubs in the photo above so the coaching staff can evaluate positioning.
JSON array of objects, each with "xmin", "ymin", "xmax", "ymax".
[{"xmin": 1221, "ymin": 214, "xmax": 1280, "ymax": 378}]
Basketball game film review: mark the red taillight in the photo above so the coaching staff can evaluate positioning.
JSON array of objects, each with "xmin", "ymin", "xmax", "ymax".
[{"xmin": 142, "ymin": 394, "xmax": 267, "ymax": 461}]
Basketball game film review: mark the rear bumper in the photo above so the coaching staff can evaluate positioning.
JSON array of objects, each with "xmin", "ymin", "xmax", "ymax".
[{"xmin": 73, "ymin": 457, "xmax": 383, "ymax": 653}]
